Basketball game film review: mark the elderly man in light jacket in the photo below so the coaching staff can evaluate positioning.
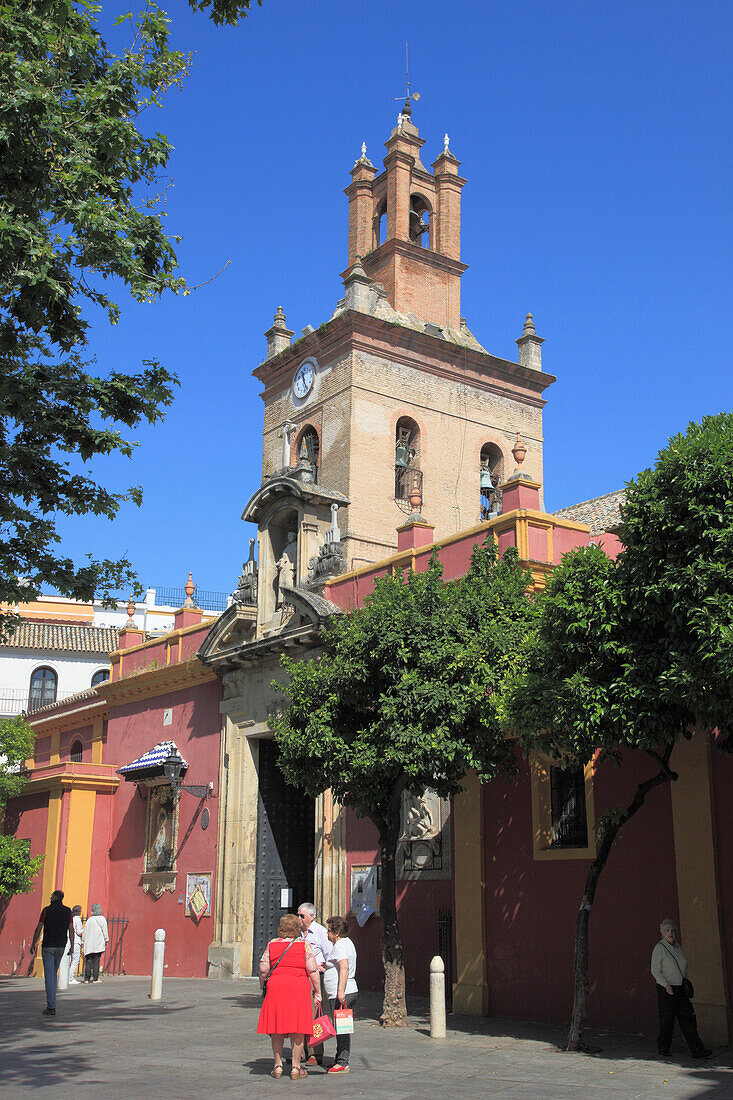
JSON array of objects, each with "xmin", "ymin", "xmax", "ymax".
[{"xmin": 82, "ymin": 903, "xmax": 109, "ymax": 983}]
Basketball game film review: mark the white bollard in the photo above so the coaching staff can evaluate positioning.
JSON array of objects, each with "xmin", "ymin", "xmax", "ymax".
[
  {"xmin": 429, "ymin": 955, "xmax": 447, "ymax": 1038},
  {"xmin": 57, "ymin": 950, "xmax": 71, "ymax": 991},
  {"xmin": 150, "ymin": 928, "xmax": 166, "ymax": 1001}
]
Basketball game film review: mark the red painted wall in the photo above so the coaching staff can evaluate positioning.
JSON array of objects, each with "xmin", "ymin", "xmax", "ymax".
[
  {"xmin": 711, "ymin": 749, "xmax": 733, "ymax": 1004},
  {"xmin": 344, "ymin": 808, "xmax": 451, "ymax": 997},
  {"xmin": 0, "ymin": 790, "xmax": 50, "ymax": 975},
  {"xmin": 102, "ymin": 678, "xmax": 222, "ymax": 977},
  {"xmin": 480, "ymin": 749, "xmax": 677, "ymax": 1034}
]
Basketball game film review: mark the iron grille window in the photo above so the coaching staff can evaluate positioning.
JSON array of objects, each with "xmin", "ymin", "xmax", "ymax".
[
  {"xmin": 70, "ymin": 741, "xmax": 83, "ymax": 762},
  {"xmin": 549, "ymin": 764, "xmax": 588, "ymax": 848},
  {"xmin": 28, "ymin": 667, "xmax": 57, "ymax": 710}
]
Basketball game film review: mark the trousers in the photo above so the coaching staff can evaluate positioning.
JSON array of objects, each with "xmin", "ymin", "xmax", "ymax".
[
  {"xmin": 328, "ymin": 993, "xmax": 358, "ymax": 1066},
  {"xmin": 42, "ymin": 947, "xmax": 65, "ymax": 1010},
  {"xmin": 84, "ymin": 951, "xmax": 102, "ymax": 982},
  {"xmin": 657, "ymin": 984, "xmax": 705, "ymax": 1055}
]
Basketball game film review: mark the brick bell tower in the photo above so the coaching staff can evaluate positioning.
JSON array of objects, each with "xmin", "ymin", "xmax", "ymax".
[
  {"xmin": 345, "ymin": 98, "xmax": 466, "ymax": 331},
  {"xmin": 253, "ymin": 104, "xmax": 555, "ymax": 571}
]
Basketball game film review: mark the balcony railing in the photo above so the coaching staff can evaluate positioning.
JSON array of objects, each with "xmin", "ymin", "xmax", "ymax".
[
  {"xmin": 147, "ymin": 585, "xmax": 229, "ymax": 612},
  {"xmin": 0, "ymin": 688, "xmax": 81, "ymax": 717}
]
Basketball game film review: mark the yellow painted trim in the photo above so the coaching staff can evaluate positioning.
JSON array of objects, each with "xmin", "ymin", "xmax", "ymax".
[
  {"xmin": 452, "ymin": 771, "xmax": 488, "ymax": 1014},
  {"xmin": 35, "ymin": 788, "xmax": 63, "ymax": 974},
  {"xmin": 62, "ymin": 787, "xmax": 97, "ymax": 915},
  {"xmin": 328, "ymin": 510, "xmax": 591, "ymax": 590},
  {"xmin": 98, "ymin": 657, "xmax": 217, "ymax": 706},
  {"xmin": 529, "ymin": 752, "xmax": 596, "ymax": 861},
  {"xmin": 515, "ymin": 517, "xmax": 530, "ymax": 559},
  {"xmin": 671, "ymin": 732, "xmax": 731, "ymax": 1045},
  {"xmin": 91, "ymin": 718, "xmax": 104, "ymax": 765},
  {"xmin": 108, "ymin": 619, "xmax": 212, "ymax": 662},
  {"xmin": 50, "ymin": 732, "xmax": 60, "ymax": 766}
]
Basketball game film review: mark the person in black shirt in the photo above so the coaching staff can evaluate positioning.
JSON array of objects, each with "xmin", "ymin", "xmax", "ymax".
[{"xmin": 31, "ymin": 890, "xmax": 73, "ymax": 1016}]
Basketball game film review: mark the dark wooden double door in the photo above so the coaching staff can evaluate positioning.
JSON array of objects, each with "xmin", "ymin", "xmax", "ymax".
[{"xmin": 252, "ymin": 739, "xmax": 315, "ymax": 969}]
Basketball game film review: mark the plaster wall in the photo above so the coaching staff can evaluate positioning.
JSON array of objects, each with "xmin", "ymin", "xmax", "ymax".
[
  {"xmin": 0, "ymin": 651, "xmax": 110, "ymax": 715},
  {"xmin": 0, "ymin": 790, "xmax": 50, "ymax": 975}
]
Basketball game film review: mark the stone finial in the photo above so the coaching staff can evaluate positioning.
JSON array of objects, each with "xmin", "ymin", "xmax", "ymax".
[
  {"xmin": 361, "ymin": 141, "xmax": 367, "ymax": 159},
  {"xmin": 512, "ymin": 431, "xmax": 527, "ymax": 469},
  {"xmin": 265, "ymin": 307, "xmax": 294, "ymax": 360},
  {"xmin": 516, "ymin": 311, "xmax": 544, "ymax": 370},
  {"xmin": 183, "ymin": 572, "xmax": 195, "ymax": 608},
  {"xmin": 443, "ymin": 133, "xmax": 450, "ymax": 153},
  {"xmin": 125, "ymin": 596, "xmax": 135, "ymax": 627}
]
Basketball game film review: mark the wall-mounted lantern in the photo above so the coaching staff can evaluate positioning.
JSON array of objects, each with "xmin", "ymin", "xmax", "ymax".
[{"xmin": 163, "ymin": 749, "xmax": 209, "ymax": 799}]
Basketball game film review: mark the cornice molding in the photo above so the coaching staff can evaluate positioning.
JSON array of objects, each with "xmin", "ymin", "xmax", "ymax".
[
  {"xmin": 22, "ymin": 762, "xmax": 120, "ymax": 795},
  {"xmin": 100, "ymin": 657, "xmax": 218, "ymax": 705}
]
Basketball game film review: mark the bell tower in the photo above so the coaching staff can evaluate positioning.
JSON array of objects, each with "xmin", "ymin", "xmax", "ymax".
[
  {"xmin": 344, "ymin": 100, "xmax": 467, "ymax": 331},
  {"xmin": 253, "ymin": 106, "xmax": 555, "ymax": 571}
]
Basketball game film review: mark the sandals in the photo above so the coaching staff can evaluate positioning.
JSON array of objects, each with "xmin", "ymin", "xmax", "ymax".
[
  {"xmin": 270, "ymin": 1066, "xmax": 283, "ymax": 1079},
  {"xmin": 290, "ymin": 1067, "xmax": 307, "ymax": 1080}
]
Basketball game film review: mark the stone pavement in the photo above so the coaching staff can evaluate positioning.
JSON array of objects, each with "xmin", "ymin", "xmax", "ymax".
[{"xmin": 2, "ymin": 975, "xmax": 732, "ymax": 1099}]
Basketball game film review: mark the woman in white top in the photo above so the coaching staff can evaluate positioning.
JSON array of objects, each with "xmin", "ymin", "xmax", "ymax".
[
  {"xmin": 68, "ymin": 905, "xmax": 83, "ymax": 983},
  {"xmin": 82, "ymin": 903, "xmax": 109, "ymax": 983},
  {"xmin": 651, "ymin": 918, "xmax": 710, "ymax": 1058},
  {"xmin": 323, "ymin": 916, "xmax": 358, "ymax": 1075}
]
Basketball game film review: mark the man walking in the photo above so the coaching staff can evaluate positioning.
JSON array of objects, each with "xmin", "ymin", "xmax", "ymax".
[
  {"xmin": 31, "ymin": 890, "xmax": 73, "ymax": 1016},
  {"xmin": 297, "ymin": 902, "xmax": 331, "ymax": 1067}
]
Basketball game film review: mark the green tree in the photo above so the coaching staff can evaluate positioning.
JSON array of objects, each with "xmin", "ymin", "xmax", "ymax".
[
  {"xmin": 272, "ymin": 541, "xmax": 538, "ymax": 1025},
  {"xmin": 0, "ymin": 0, "xmax": 258, "ymax": 628},
  {"xmin": 503, "ymin": 412, "xmax": 733, "ymax": 1051},
  {"xmin": 0, "ymin": 716, "xmax": 43, "ymax": 897}
]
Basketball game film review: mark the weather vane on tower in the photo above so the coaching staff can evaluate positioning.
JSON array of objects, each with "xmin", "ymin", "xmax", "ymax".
[{"xmin": 395, "ymin": 43, "xmax": 420, "ymax": 122}]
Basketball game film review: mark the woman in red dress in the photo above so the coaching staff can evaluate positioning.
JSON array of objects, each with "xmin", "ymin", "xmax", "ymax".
[{"xmin": 257, "ymin": 912, "xmax": 322, "ymax": 1079}]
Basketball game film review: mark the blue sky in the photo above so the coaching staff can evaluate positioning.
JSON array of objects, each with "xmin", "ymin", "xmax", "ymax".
[{"xmin": 57, "ymin": 0, "xmax": 733, "ymax": 599}]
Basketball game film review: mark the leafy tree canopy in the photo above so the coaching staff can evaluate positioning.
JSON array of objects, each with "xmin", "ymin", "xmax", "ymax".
[
  {"xmin": 0, "ymin": 0, "xmax": 258, "ymax": 624},
  {"xmin": 273, "ymin": 540, "xmax": 538, "ymax": 1024},
  {"xmin": 0, "ymin": 716, "xmax": 43, "ymax": 897}
]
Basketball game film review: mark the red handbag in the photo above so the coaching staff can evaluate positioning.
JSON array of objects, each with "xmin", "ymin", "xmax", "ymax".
[{"xmin": 308, "ymin": 1011, "xmax": 336, "ymax": 1046}]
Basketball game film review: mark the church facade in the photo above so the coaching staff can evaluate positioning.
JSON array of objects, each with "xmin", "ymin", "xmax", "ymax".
[{"xmin": 2, "ymin": 105, "xmax": 730, "ymax": 1046}]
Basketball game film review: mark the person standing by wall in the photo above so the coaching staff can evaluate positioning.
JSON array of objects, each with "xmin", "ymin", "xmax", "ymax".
[
  {"xmin": 651, "ymin": 918, "xmax": 711, "ymax": 1059},
  {"xmin": 82, "ymin": 903, "xmax": 109, "ymax": 983},
  {"xmin": 68, "ymin": 905, "xmax": 83, "ymax": 984},
  {"xmin": 297, "ymin": 902, "xmax": 331, "ymax": 1068},
  {"xmin": 323, "ymin": 916, "xmax": 358, "ymax": 1075},
  {"xmin": 30, "ymin": 890, "xmax": 73, "ymax": 1016}
]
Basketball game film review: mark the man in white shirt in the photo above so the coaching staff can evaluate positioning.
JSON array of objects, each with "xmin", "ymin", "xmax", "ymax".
[
  {"xmin": 651, "ymin": 918, "xmax": 710, "ymax": 1058},
  {"xmin": 298, "ymin": 902, "xmax": 331, "ymax": 1066}
]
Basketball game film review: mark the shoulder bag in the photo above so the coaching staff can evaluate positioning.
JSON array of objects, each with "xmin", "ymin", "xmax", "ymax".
[
  {"xmin": 661, "ymin": 942, "xmax": 694, "ymax": 999},
  {"xmin": 262, "ymin": 938, "xmax": 296, "ymax": 999}
]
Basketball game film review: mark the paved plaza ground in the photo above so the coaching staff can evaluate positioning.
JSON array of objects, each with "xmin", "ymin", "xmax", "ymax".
[{"xmin": 1, "ymin": 975, "xmax": 732, "ymax": 1099}]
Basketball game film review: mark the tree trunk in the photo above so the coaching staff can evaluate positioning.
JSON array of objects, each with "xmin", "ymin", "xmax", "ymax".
[
  {"xmin": 565, "ymin": 745, "xmax": 677, "ymax": 1051},
  {"xmin": 371, "ymin": 780, "xmax": 408, "ymax": 1027}
]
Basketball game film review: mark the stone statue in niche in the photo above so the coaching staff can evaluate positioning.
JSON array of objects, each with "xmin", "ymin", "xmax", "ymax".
[
  {"xmin": 398, "ymin": 788, "xmax": 449, "ymax": 878},
  {"xmin": 275, "ymin": 531, "xmax": 297, "ymax": 606}
]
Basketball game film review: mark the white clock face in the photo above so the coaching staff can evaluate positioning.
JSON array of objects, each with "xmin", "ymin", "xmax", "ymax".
[{"xmin": 293, "ymin": 360, "xmax": 315, "ymax": 400}]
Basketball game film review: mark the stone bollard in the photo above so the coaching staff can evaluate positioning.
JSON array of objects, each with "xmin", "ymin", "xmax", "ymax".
[
  {"xmin": 57, "ymin": 950, "xmax": 71, "ymax": 991},
  {"xmin": 150, "ymin": 928, "xmax": 166, "ymax": 1001},
  {"xmin": 429, "ymin": 955, "xmax": 447, "ymax": 1038}
]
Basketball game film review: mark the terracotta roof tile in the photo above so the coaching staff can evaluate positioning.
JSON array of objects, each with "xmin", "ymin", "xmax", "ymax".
[
  {"xmin": 2, "ymin": 621, "xmax": 120, "ymax": 654},
  {"xmin": 553, "ymin": 489, "xmax": 626, "ymax": 535}
]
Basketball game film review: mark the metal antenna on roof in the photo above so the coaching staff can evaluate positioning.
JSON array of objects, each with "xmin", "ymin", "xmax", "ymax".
[{"xmin": 395, "ymin": 43, "xmax": 420, "ymax": 115}]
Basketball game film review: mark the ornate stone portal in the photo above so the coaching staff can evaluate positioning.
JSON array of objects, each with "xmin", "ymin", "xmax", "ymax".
[{"xmin": 198, "ymin": 472, "xmax": 350, "ymax": 978}]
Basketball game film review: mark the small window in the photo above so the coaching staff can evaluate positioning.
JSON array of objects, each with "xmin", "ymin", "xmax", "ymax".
[
  {"xmin": 374, "ymin": 198, "xmax": 387, "ymax": 248},
  {"xmin": 91, "ymin": 669, "xmax": 110, "ymax": 688},
  {"xmin": 70, "ymin": 741, "xmax": 83, "ymax": 763},
  {"xmin": 28, "ymin": 667, "xmax": 57, "ymax": 710},
  {"xmin": 298, "ymin": 426, "xmax": 320, "ymax": 481},
  {"xmin": 480, "ymin": 443, "xmax": 504, "ymax": 520},
  {"xmin": 395, "ymin": 416, "xmax": 421, "ymax": 502},
  {"xmin": 549, "ymin": 765, "xmax": 588, "ymax": 848}
]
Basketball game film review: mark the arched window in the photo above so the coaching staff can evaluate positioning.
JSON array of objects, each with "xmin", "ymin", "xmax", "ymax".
[
  {"xmin": 409, "ymin": 195, "xmax": 431, "ymax": 249},
  {"xmin": 374, "ymin": 198, "xmax": 387, "ymax": 248},
  {"xmin": 28, "ymin": 666, "xmax": 57, "ymax": 711},
  {"xmin": 70, "ymin": 740, "xmax": 83, "ymax": 763},
  {"xmin": 91, "ymin": 669, "xmax": 110, "ymax": 688},
  {"xmin": 395, "ymin": 416, "xmax": 422, "ymax": 502},
  {"xmin": 480, "ymin": 443, "xmax": 504, "ymax": 520},
  {"xmin": 297, "ymin": 426, "xmax": 320, "ymax": 481}
]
